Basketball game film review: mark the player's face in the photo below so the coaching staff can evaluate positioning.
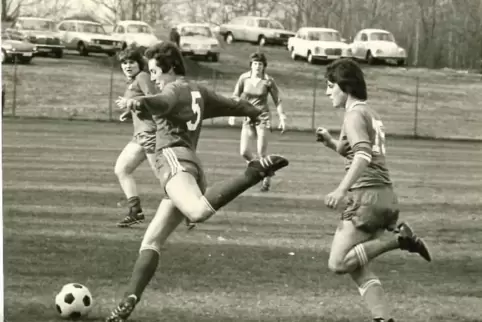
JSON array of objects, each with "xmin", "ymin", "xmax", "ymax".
[
  {"xmin": 326, "ymin": 80, "xmax": 347, "ymax": 109},
  {"xmin": 251, "ymin": 61, "xmax": 264, "ymax": 76},
  {"xmin": 121, "ymin": 59, "xmax": 140, "ymax": 78},
  {"xmin": 148, "ymin": 58, "xmax": 176, "ymax": 91}
]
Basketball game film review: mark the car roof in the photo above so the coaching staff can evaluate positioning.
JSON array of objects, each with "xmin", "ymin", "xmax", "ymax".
[
  {"xmin": 178, "ymin": 22, "xmax": 210, "ymax": 27},
  {"xmin": 359, "ymin": 28, "xmax": 391, "ymax": 33},
  {"xmin": 117, "ymin": 20, "xmax": 149, "ymax": 25},
  {"xmin": 18, "ymin": 16, "xmax": 54, "ymax": 21},
  {"xmin": 59, "ymin": 20, "xmax": 101, "ymax": 25}
]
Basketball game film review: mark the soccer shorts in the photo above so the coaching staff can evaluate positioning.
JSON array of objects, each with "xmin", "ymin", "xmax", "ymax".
[
  {"xmin": 131, "ymin": 131, "xmax": 156, "ymax": 154},
  {"xmin": 341, "ymin": 185, "xmax": 399, "ymax": 234},
  {"xmin": 156, "ymin": 146, "xmax": 207, "ymax": 197}
]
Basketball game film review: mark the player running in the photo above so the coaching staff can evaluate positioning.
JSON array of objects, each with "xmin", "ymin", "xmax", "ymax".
[
  {"xmin": 114, "ymin": 45, "xmax": 158, "ymax": 228},
  {"xmin": 105, "ymin": 42, "xmax": 289, "ymax": 322},
  {"xmin": 316, "ymin": 58, "xmax": 431, "ymax": 322},
  {"xmin": 228, "ymin": 52, "xmax": 287, "ymax": 192}
]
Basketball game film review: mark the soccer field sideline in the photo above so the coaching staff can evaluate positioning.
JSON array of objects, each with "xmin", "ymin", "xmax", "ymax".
[{"xmin": 3, "ymin": 118, "xmax": 482, "ymax": 322}]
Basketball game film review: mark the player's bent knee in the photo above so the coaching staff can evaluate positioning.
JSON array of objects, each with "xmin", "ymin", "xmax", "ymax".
[{"xmin": 328, "ymin": 256, "xmax": 349, "ymax": 275}]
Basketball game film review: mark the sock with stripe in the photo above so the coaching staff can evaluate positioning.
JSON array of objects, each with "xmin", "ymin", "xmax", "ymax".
[
  {"xmin": 127, "ymin": 196, "xmax": 142, "ymax": 213},
  {"xmin": 202, "ymin": 166, "xmax": 264, "ymax": 211}
]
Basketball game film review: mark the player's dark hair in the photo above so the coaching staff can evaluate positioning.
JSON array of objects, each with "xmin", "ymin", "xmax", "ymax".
[
  {"xmin": 118, "ymin": 44, "xmax": 146, "ymax": 71},
  {"xmin": 144, "ymin": 41, "xmax": 186, "ymax": 76},
  {"xmin": 249, "ymin": 52, "xmax": 268, "ymax": 68},
  {"xmin": 325, "ymin": 58, "xmax": 367, "ymax": 100}
]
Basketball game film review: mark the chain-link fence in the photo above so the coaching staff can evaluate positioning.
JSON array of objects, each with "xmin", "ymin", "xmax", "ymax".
[{"xmin": 2, "ymin": 55, "xmax": 481, "ymax": 140}]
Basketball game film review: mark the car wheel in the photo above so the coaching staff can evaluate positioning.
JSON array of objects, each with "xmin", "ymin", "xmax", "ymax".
[
  {"xmin": 290, "ymin": 48, "xmax": 297, "ymax": 60},
  {"xmin": 19, "ymin": 57, "xmax": 32, "ymax": 64},
  {"xmin": 55, "ymin": 50, "xmax": 63, "ymax": 59},
  {"xmin": 307, "ymin": 51, "xmax": 315, "ymax": 64},
  {"xmin": 366, "ymin": 51, "xmax": 375, "ymax": 65},
  {"xmin": 258, "ymin": 36, "xmax": 266, "ymax": 46},
  {"xmin": 225, "ymin": 33, "xmax": 234, "ymax": 44},
  {"xmin": 78, "ymin": 42, "xmax": 88, "ymax": 56},
  {"xmin": 211, "ymin": 53, "xmax": 219, "ymax": 62},
  {"xmin": 1, "ymin": 49, "xmax": 6, "ymax": 64},
  {"xmin": 397, "ymin": 59, "xmax": 405, "ymax": 66}
]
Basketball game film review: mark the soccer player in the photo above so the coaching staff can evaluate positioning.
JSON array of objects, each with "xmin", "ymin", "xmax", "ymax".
[
  {"xmin": 316, "ymin": 58, "xmax": 431, "ymax": 322},
  {"xmin": 105, "ymin": 42, "xmax": 289, "ymax": 322},
  {"xmin": 228, "ymin": 52, "xmax": 287, "ymax": 192},
  {"xmin": 114, "ymin": 45, "xmax": 158, "ymax": 228}
]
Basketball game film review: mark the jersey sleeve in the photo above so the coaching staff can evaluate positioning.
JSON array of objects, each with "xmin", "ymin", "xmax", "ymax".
[
  {"xmin": 344, "ymin": 110, "xmax": 373, "ymax": 162},
  {"xmin": 200, "ymin": 86, "xmax": 262, "ymax": 120},
  {"xmin": 136, "ymin": 72, "xmax": 157, "ymax": 95},
  {"xmin": 267, "ymin": 77, "xmax": 281, "ymax": 105},
  {"xmin": 232, "ymin": 74, "xmax": 246, "ymax": 98},
  {"xmin": 138, "ymin": 83, "xmax": 178, "ymax": 117}
]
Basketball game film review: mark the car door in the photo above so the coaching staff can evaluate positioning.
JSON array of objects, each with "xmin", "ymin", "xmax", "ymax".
[
  {"xmin": 244, "ymin": 18, "xmax": 258, "ymax": 42},
  {"xmin": 358, "ymin": 33, "xmax": 369, "ymax": 60},
  {"xmin": 57, "ymin": 22, "xmax": 75, "ymax": 49},
  {"xmin": 229, "ymin": 17, "xmax": 246, "ymax": 41},
  {"xmin": 113, "ymin": 25, "xmax": 126, "ymax": 44}
]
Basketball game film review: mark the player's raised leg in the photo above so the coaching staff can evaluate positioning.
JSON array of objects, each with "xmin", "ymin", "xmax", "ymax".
[
  {"xmin": 163, "ymin": 149, "xmax": 288, "ymax": 223},
  {"xmin": 105, "ymin": 199, "xmax": 184, "ymax": 322},
  {"xmin": 115, "ymin": 141, "xmax": 148, "ymax": 227}
]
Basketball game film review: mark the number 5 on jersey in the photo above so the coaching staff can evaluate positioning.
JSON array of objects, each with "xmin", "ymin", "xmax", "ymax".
[
  {"xmin": 372, "ymin": 119, "xmax": 386, "ymax": 155},
  {"xmin": 187, "ymin": 91, "xmax": 202, "ymax": 131}
]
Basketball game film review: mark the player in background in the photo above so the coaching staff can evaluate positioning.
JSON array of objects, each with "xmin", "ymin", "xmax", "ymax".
[
  {"xmin": 316, "ymin": 58, "xmax": 431, "ymax": 322},
  {"xmin": 105, "ymin": 42, "xmax": 289, "ymax": 322},
  {"xmin": 228, "ymin": 52, "xmax": 287, "ymax": 192},
  {"xmin": 114, "ymin": 45, "xmax": 158, "ymax": 228}
]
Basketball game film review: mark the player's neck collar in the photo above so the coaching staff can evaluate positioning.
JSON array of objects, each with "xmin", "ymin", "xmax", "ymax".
[{"xmin": 346, "ymin": 100, "xmax": 367, "ymax": 111}]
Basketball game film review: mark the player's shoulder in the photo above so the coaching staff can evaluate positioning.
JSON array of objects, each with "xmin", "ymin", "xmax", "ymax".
[
  {"xmin": 135, "ymin": 71, "xmax": 151, "ymax": 82},
  {"xmin": 239, "ymin": 71, "xmax": 251, "ymax": 81}
]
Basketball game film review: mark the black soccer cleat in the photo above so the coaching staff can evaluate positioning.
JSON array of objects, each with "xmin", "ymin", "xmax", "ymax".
[
  {"xmin": 248, "ymin": 155, "xmax": 289, "ymax": 178},
  {"xmin": 397, "ymin": 222, "xmax": 432, "ymax": 262},
  {"xmin": 105, "ymin": 294, "xmax": 138, "ymax": 322},
  {"xmin": 117, "ymin": 208, "xmax": 145, "ymax": 228}
]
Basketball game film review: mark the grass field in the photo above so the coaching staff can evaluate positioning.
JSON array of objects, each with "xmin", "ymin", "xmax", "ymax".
[
  {"xmin": 3, "ymin": 118, "xmax": 482, "ymax": 322},
  {"xmin": 1, "ymin": 42, "xmax": 482, "ymax": 139}
]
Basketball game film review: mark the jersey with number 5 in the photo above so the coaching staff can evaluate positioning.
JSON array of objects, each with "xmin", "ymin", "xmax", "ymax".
[
  {"xmin": 137, "ymin": 78, "xmax": 262, "ymax": 153},
  {"xmin": 337, "ymin": 102, "xmax": 392, "ymax": 189}
]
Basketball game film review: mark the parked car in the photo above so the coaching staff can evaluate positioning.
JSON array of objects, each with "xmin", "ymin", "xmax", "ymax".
[
  {"xmin": 111, "ymin": 20, "xmax": 159, "ymax": 50},
  {"xmin": 56, "ymin": 19, "xmax": 122, "ymax": 56},
  {"xmin": 287, "ymin": 27, "xmax": 350, "ymax": 64},
  {"xmin": 177, "ymin": 23, "xmax": 220, "ymax": 61},
  {"xmin": 350, "ymin": 28, "xmax": 406, "ymax": 65},
  {"xmin": 1, "ymin": 31, "xmax": 37, "ymax": 64},
  {"xmin": 6, "ymin": 16, "xmax": 64, "ymax": 58},
  {"xmin": 218, "ymin": 16, "xmax": 295, "ymax": 46}
]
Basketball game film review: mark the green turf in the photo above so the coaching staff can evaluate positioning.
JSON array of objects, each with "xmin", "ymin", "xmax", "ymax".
[
  {"xmin": 3, "ymin": 118, "xmax": 482, "ymax": 322},
  {"xmin": 2, "ymin": 42, "xmax": 482, "ymax": 140}
]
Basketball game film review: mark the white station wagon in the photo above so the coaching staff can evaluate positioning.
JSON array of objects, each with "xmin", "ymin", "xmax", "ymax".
[
  {"xmin": 56, "ymin": 19, "xmax": 122, "ymax": 56},
  {"xmin": 287, "ymin": 27, "xmax": 350, "ymax": 64},
  {"xmin": 349, "ymin": 28, "xmax": 406, "ymax": 65}
]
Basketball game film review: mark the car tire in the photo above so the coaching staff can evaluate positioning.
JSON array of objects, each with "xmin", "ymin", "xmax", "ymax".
[
  {"xmin": 55, "ymin": 50, "xmax": 63, "ymax": 59},
  {"xmin": 225, "ymin": 33, "xmax": 234, "ymax": 44},
  {"xmin": 366, "ymin": 51, "xmax": 375, "ymax": 65},
  {"xmin": 78, "ymin": 42, "xmax": 88, "ymax": 56}
]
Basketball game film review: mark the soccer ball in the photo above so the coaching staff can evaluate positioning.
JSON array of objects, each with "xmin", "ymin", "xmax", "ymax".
[{"xmin": 55, "ymin": 283, "xmax": 93, "ymax": 319}]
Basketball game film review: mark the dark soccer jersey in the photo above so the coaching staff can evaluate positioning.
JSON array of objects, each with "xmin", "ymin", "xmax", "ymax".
[
  {"xmin": 336, "ymin": 102, "xmax": 392, "ymax": 189},
  {"xmin": 124, "ymin": 71, "xmax": 157, "ymax": 135},
  {"xmin": 137, "ymin": 78, "xmax": 262, "ymax": 153}
]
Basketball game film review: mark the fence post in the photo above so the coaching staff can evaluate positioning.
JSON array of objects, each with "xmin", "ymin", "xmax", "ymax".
[
  {"xmin": 413, "ymin": 76, "xmax": 419, "ymax": 138},
  {"xmin": 311, "ymin": 69, "xmax": 317, "ymax": 130},
  {"xmin": 211, "ymin": 69, "xmax": 216, "ymax": 125},
  {"xmin": 108, "ymin": 57, "xmax": 115, "ymax": 121},
  {"xmin": 12, "ymin": 59, "xmax": 18, "ymax": 117}
]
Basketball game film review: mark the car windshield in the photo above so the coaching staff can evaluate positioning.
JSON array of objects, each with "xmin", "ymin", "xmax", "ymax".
[
  {"xmin": 17, "ymin": 19, "xmax": 56, "ymax": 31},
  {"xmin": 180, "ymin": 26, "xmax": 212, "ymax": 37},
  {"xmin": 258, "ymin": 19, "xmax": 284, "ymax": 30},
  {"xmin": 78, "ymin": 22, "xmax": 106, "ymax": 34},
  {"xmin": 126, "ymin": 24, "xmax": 151, "ymax": 34},
  {"xmin": 308, "ymin": 31, "xmax": 341, "ymax": 41},
  {"xmin": 370, "ymin": 32, "xmax": 395, "ymax": 42}
]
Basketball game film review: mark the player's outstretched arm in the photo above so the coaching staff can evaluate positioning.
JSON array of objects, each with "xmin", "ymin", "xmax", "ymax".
[
  {"xmin": 200, "ymin": 86, "xmax": 261, "ymax": 120},
  {"xmin": 126, "ymin": 84, "xmax": 178, "ymax": 117}
]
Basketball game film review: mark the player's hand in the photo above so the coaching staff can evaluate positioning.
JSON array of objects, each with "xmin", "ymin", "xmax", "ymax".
[
  {"xmin": 316, "ymin": 127, "xmax": 331, "ymax": 143},
  {"xmin": 278, "ymin": 113, "xmax": 287, "ymax": 134},
  {"xmin": 119, "ymin": 111, "xmax": 130, "ymax": 122},
  {"xmin": 115, "ymin": 96, "xmax": 128, "ymax": 110},
  {"xmin": 325, "ymin": 188, "xmax": 347, "ymax": 210},
  {"xmin": 125, "ymin": 98, "xmax": 142, "ymax": 111}
]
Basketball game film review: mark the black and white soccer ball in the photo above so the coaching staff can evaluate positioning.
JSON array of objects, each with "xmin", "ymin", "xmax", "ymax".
[{"xmin": 55, "ymin": 283, "xmax": 93, "ymax": 319}]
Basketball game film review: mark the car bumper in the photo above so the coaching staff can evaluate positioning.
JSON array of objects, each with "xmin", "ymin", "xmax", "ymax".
[
  {"xmin": 35, "ymin": 44, "xmax": 65, "ymax": 53},
  {"xmin": 182, "ymin": 49, "xmax": 219, "ymax": 56},
  {"xmin": 86, "ymin": 44, "xmax": 121, "ymax": 53},
  {"xmin": 312, "ymin": 54, "xmax": 344, "ymax": 61},
  {"xmin": 4, "ymin": 50, "xmax": 35, "ymax": 59},
  {"xmin": 266, "ymin": 37, "xmax": 292, "ymax": 46}
]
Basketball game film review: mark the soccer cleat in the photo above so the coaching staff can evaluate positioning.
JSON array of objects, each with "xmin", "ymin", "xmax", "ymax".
[
  {"xmin": 397, "ymin": 222, "xmax": 432, "ymax": 262},
  {"xmin": 260, "ymin": 177, "xmax": 271, "ymax": 192},
  {"xmin": 117, "ymin": 208, "xmax": 145, "ymax": 228},
  {"xmin": 248, "ymin": 155, "xmax": 289, "ymax": 178},
  {"xmin": 105, "ymin": 295, "xmax": 137, "ymax": 322},
  {"xmin": 185, "ymin": 218, "xmax": 196, "ymax": 231}
]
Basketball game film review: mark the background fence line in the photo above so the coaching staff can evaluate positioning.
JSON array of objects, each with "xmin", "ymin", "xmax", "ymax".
[{"xmin": 2, "ymin": 57, "xmax": 481, "ymax": 141}]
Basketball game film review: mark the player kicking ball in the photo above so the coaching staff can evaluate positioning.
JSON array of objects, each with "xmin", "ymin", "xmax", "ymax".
[
  {"xmin": 316, "ymin": 58, "xmax": 431, "ymax": 322},
  {"xmin": 105, "ymin": 41, "xmax": 289, "ymax": 322}
]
